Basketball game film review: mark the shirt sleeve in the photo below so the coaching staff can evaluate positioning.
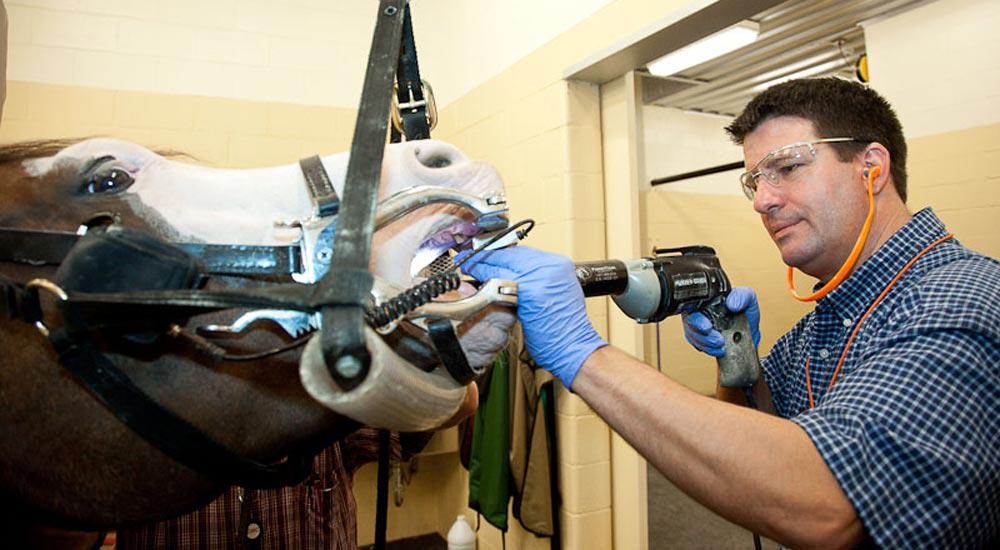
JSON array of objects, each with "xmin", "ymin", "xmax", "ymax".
[{"xmin": 791, "ymin": 319, "xmax": 1000, "ymax": 547}]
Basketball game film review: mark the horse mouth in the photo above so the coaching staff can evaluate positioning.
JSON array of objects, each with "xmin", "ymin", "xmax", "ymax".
[{"xmin": 409, "ymin": 220, "xmax": 481, "ymax": 279}]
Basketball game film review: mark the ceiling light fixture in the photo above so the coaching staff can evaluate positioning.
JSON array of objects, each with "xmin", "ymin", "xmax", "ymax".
[
  {"xmin": 647, "ymin": 21, "xmax": 760, "ymax": 77},
  {"xmin": 750, "ymin": 59, "xmax": 845, "ymax": 93}
]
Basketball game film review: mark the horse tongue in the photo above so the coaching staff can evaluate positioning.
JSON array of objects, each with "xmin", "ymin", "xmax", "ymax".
[{"xmin": 410, "ymin": 222, "xmax": 478, "ymax": 278}]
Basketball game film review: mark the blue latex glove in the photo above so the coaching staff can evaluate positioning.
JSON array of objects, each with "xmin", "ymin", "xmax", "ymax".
[
  {"xmin": 682, "ymin": 286, "xmax": 761, "ymax": 358},
  {"xmin": 458, "ymin": 246, "xmax": 607, "ymax": 389}
]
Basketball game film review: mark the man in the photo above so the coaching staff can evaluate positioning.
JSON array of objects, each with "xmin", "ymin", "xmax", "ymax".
[
  {"xmin": 462, "ymin": 78, "xmax": 999, "ymax": 547},
  {"xmin": 115, "ymin": 430, "xmax": 434, "ymax": 549}
]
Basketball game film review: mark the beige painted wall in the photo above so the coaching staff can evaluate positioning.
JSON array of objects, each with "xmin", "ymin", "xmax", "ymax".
[
  {"xmin": 4, "ymin": 0, "xmax": 619, "ymax": 110},
  {"xmin": 5, "ymin": 0, "xmax": 376, "ymax": 107},
  {"xmin": 642, "ymin": 105, "xmax": 743, "ymax": 196},
  {"xmin": 0, "ymin": 82, "xmax": 355, "ymax": 167},
  {"xmin": 429, "ymin": 2, "xmax": 708, "ymax": 548}
]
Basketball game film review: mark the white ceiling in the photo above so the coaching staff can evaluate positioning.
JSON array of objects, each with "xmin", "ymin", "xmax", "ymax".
[{"xmin": 643, "ymin": 0, "xmax": 931, "ymax": 116}]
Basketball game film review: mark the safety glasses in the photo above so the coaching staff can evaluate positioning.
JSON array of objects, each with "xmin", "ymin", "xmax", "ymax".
[{"xmin": 739, "ymin": 137, "xmax": 867, "ymax": 200}]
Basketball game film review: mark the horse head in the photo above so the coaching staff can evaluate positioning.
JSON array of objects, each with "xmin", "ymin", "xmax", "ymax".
[{"xmin": 0, "ymin": 137, "xmax": 515, "ymax": 526}]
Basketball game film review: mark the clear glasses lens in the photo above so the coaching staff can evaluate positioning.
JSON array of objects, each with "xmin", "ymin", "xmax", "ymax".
[{"xmin": 740, "ymin": 143, "xmax": 817, "ymax": 201}]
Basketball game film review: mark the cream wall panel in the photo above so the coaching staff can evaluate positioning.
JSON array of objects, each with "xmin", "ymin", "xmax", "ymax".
[
  {"xmin": 866, "ymin": 0, "xmax": 1000, "ymax": 138},
  {"xmin": 556, "ymin": 386, "xmax": 596, "ymax": 417},
  {"xmin": 0, "ymin": 81, "xmax": 357, "ymax": 170},
  {"xmin": 412, "ymin": 0, "xmax": 616, "ymax": 107},
  {"xmin": 643, "ymin": 104, "xmax": 743, "ymax": 196},
  {"xmin": 6, "ymin": 0, "xmax": 372, "ymax": 107},
  {"xmin": 557, "ymin": 413, "xmax": 612, "ymax": 465},
  {"xmin": 7, "ymin": 44, "xmax": 73, "ymax": 83},
  {"xmin": 31, "ymin": 9, "xmax": 118, "ymax": 51},
  {"xmin": 560, "ymin": 508, "xmax": 614, "ymax": 549},
  {"xmin": 6, "ymin": 0, "xmax": 621, "ymax": 109},
  {"xmin": 907, "ymin": 124, "xmax": 1000, "ymax": 258},
  {"xmin": 354, "ymin": 453, "xmax": 468, "ymax": 547},
  {"xmin": 561, "ymin": 461, "xmax": 613, "ymax": 514},
  {"xmin": 117, "ymin": 19, "xmax": 197, "ymax": 58}
]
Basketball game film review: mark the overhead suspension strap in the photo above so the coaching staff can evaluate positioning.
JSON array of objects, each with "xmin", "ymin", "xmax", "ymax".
[
  {"xmin": 314, "ymin": 0, "xmax": 406, "ymax": 391},
  {"xmin": 393, "ymin": 4, "xmax": 431, "ymax": 141}
]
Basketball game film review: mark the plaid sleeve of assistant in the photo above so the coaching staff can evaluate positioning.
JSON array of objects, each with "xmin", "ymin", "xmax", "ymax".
[{"xmin": 792, "ymin": 262, "xmax": 1000, "ymax": 547}]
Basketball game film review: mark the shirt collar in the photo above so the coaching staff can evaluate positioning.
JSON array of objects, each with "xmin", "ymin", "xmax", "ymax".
[{"xmin": 815, "ymin": 208, "xmax": 948, "ymax": 319}]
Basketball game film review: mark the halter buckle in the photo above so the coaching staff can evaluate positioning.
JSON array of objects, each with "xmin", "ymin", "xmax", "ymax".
[{"xmin": 25, "ymin": 278, "xmax": 68, "ymax": 337}]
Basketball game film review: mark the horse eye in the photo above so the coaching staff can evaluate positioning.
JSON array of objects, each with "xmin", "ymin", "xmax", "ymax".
[{"xmin": 85, "ymin": 168, "xmax": 134, "ymax": 194}]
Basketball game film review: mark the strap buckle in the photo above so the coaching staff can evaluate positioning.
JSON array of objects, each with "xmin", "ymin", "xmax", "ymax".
[
  {"xmin": 25, "ymin": 278, "xmax": 68, "ymax": 337},
  {"xmin": 391, "ymin": 79, "xmax": 438, "ymax": 135}
]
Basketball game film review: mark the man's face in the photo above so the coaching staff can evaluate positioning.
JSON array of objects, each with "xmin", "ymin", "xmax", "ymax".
[{"xmin": 743, "ymin": 116, "xmax": 868, "ymax": 281}]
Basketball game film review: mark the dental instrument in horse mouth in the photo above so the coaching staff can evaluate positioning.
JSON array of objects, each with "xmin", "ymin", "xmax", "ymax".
[
  {"xmin": 372, "ymin": 219, "xmax": 534, "ymax": 331},
  {"xmin": 409, "ymin": 218, "xmax": 534, "ymax": 278}
]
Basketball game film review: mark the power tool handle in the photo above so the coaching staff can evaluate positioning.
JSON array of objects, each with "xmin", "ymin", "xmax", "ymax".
[{"xmin": 701, "ymin": 298, "xmax": 761, "ymax": 388}]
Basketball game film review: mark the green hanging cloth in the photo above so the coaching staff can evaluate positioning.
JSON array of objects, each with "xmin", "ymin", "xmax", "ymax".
[{"xmin": 467, "ymin": 349, "xmax": 511, "ymax": 531}]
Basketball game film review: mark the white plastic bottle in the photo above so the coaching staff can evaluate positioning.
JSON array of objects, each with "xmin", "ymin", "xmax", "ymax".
[{"xmin": 446, "ymin": 515, "xmax": 476, "ymax": 550}]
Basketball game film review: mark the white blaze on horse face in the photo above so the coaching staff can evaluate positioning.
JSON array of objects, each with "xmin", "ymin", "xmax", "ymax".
[{"xmin": 25, "ymin": 137, "xmax": 506, "ymax": 291}]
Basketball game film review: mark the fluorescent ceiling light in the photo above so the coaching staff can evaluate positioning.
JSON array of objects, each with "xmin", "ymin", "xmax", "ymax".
[
  {"xmin": 647, "ymin": 21, "xmax": 760, "ymax": 77},
  {"xmin": 750, "ymin": 59, "xmax": 845, "ymax": 93}
]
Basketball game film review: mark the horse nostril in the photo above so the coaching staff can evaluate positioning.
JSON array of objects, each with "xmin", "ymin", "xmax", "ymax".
[
  {"xmin": 424, "ymin": 155, "xmax": 452, "ymax": 168},
  {"xmin": 413, "ymin": 147, "xmax": 453, "ymax": 168}
]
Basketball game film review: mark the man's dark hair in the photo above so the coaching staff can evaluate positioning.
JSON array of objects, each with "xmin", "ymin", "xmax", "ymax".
[{"xmin": 726, "ymin": 77, "xmax": 908, "ymax": 201}]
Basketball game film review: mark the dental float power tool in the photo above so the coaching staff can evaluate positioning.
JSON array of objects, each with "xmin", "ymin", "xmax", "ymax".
[{"xmin": 574, "ymin": 246, "xmax": 760, "ymax": 388}]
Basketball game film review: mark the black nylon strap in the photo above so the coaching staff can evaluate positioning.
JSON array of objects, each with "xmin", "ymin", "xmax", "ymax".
[
  {"xmin": 0, "ymin": 228, "xmax": 303, "ymax": 277},
  {"xmin": 49, "ymin": 330, "xmax": 313, "ymax": 489},
  {"xmin": 299, "ymin": 155, "xmax": 341, "ymax": 218},
  {"xmin": 426, "ymin": 317, "xmax": 477, "ymax": 384},
  {"xmin": 395, "ymin": 5, "xmax": 429, "ymax": 141}
]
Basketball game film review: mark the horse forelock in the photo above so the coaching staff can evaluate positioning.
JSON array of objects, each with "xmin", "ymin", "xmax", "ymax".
[{"xmin": 0, "ymin": 138, "xmax": 87, "ymax": 166}]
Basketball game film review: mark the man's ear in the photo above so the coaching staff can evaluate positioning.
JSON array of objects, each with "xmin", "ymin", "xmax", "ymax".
[{"xmin": 861, "ymin": 143, "xmax": 891, "ymax": 194}]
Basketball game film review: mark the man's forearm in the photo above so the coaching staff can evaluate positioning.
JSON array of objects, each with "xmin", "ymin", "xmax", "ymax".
[{"xmin": 572, "ymin": 346, "xmax": 863, "ymax": 548}]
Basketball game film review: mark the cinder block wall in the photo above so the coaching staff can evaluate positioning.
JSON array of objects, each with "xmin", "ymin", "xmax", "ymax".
[
  {"xmin": 0, "ymin": 82, "xmax": 355, "ymax": 166},
  {"xmin": 431, "ymin": 2, "xmax": 699, "ymax": 548}
]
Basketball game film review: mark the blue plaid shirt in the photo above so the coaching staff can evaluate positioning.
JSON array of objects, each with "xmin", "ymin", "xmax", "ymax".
[{"xmin": 762, "ymin": 208, "xmax": 999, "ymax": 548}]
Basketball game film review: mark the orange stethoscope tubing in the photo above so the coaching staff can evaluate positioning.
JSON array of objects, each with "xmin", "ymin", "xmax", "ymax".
[
  {"xmin": 804, "ymin": 231, "xmax": 955, "ymax": 408},
  {"xmin": 787, "ymin": 165, "xmax": 881, "ymax": 302}
]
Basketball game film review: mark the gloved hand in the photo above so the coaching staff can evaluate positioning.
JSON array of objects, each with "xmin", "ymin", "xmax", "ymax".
[
  {"xmin": 458, "ymin": 246, "xmax": 607, "ymax": 389},
  {"xmin": 682, "ymin": 286, "xmax": 761, "ymax": 358}
]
